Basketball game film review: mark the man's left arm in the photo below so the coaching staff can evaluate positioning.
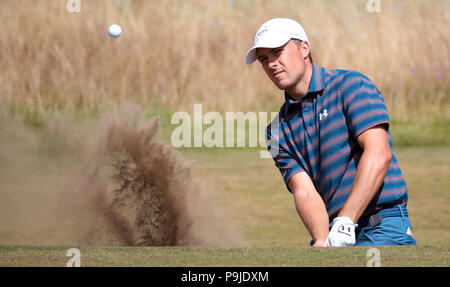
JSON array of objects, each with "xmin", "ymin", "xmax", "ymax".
[
  {"xmin": 337, "ymin": 124, "xmax": 392, "ymax": 223},
  {"xmin": 325, "ymin": 124, "xmax": 392, "ymax": 247},
  {"xmin": 326, "ymin": 72, "xmax": 392, "ymax": 247}
]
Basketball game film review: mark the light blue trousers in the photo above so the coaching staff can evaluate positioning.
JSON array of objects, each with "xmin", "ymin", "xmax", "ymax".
[{"xmin": 355, "ymin": 204, "xmax": 417, "ymax": 246}]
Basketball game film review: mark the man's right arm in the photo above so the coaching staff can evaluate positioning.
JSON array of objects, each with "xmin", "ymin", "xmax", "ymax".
[{"xmin": 288, "ymin": 172, "xmax": 330, "ymax": 247}]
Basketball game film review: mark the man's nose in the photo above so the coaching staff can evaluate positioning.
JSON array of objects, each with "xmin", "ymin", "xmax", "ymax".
[{"xmin": 267, "ymin": 55, "xmax": 278, "ymax": 69}]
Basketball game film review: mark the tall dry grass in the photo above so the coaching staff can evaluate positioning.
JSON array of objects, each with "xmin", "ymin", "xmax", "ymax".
[{"xmin": 0, "ymin": 0, "xmax": 448, "ymax": 119}]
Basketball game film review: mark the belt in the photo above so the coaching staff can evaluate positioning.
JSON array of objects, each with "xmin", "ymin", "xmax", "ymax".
[
  {"xmin": 361, "ymin": 200, "xmax": 407, "ymax": 218},
  {"xmin": 358, "ymin": 203, "xmax": 408, "ymax": 228}
]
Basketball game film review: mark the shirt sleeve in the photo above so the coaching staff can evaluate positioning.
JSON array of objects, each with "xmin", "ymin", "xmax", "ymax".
[
  {"xmin": 340, "ymin": 71, "xmax": 390, "ymax": 137},
  {"xmin": 266, "ymin": 119, "xmax": 305, "ymax": 193}
]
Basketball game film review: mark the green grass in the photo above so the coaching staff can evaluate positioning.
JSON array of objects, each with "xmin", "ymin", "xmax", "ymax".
[
  {"xmin": 390, "ymin": 119, "xmax": 450, "ymax": 147},
  {"xmin": 0, "ymin": 110, "xmax": 449, "ymax": 266},
  {"xmin": 7, "ymin": 103, "xmax": 450, "ymax": 147},
  {"xmin": 0, "ymin": 246, "xmax": 448, "ymax": 267}
]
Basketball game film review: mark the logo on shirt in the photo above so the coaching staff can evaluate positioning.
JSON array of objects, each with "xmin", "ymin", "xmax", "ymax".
[{"xmin": 319, "ymin": 109, "xmax": 328, "ymax": 121}]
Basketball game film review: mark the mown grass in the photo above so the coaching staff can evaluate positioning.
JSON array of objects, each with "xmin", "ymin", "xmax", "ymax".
[{"xmin": 0, "ymin": 246, "xmax": 448, "ymax": 267}]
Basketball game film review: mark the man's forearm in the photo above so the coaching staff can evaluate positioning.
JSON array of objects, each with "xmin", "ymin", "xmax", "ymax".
[
  {"xmin": 338, "ymin": 148, "xmax": 391, "ymax": 223},
  {"xmin": 293, "ymin": 191, "xmax": 329, "ymax": 244}
]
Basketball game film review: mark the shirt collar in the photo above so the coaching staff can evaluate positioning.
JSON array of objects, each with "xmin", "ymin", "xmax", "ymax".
[{"xmin": 284, "ymin": 64, "xmax": 326, "ymax": 115}]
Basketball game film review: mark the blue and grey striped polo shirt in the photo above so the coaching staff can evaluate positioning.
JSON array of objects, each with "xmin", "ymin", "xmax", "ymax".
[{"xmin": 266, "ymin": 64, "xmax": 408, "ymax": 220}]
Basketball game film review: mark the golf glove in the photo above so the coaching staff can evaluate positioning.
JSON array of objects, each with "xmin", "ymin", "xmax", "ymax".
[{"xmin": 326, "ymin": 217, "xmax": 358, "ymax": 247}]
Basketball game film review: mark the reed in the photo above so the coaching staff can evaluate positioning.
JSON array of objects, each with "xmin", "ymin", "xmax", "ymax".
[{"xmin": 0, "ymin": 0, "xmax": 448, "ymax": 119}]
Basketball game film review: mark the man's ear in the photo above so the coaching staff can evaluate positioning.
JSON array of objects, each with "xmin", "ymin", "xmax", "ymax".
[{"xmin": 301, "ymin": 41, "xmax": 310, "ymax": 60}]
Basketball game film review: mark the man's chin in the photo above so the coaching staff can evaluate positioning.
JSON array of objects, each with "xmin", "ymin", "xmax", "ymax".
[{"xmin": 273, "ymin": 80, "xmax": 292, "ymax": 91}]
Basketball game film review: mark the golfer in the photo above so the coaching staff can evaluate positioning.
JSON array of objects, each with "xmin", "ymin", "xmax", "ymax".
[{"xmin": 246, "ymin": 18, "xmax": 416, "ymax": 246}]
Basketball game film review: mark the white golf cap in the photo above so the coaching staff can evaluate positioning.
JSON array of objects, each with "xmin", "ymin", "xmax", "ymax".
[{"xmin": 245, "ymin": 18, "xmax": 309, "ymax": 65}]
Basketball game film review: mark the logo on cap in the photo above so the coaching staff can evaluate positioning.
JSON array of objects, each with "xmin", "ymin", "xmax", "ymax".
[{"xmin": 255, "ymin": 27, "xmax": 268, "ymax": 43}]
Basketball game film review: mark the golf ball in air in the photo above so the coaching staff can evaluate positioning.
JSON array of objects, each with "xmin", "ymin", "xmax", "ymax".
[{"xmin": 108, "ymin": 24, "xmax": 122, "ymax": 38}]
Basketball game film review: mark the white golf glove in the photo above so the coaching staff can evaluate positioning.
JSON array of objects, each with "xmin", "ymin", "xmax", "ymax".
[{"xmin": 326, "ymin": 217, "xmax": 358, "ymax": 247}]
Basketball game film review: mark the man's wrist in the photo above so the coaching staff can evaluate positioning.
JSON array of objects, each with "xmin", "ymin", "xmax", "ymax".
[
  {"xmin": 311, "ymin": 238, "xmax": 328, "ymax": 247},
  {"xmin": 336, "ymin": 211, "xmax": 357, "ymax": 223}
]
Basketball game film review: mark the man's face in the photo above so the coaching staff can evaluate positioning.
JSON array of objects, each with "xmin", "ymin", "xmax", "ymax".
[{"xmin": 256, "ymin": 40, "xmax": 309, "ymax": 92}]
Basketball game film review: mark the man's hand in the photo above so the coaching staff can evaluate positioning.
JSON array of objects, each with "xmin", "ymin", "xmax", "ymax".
[
  {"xmin": 312, "ymin": 238, "xmax": 329, "ymax": 247},
  {"xmin": 326, "ymin": 217, "xmax": 358, "ymax": 247}
]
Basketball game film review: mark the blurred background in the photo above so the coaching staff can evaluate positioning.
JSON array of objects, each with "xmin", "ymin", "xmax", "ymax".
[
  {"xmin": 0, "ymin": 0, "xmax": 448, "ymax": 118},
  {"xmin": 0, "ymin": 0, "xmax": 449, "ymax": 250}
]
